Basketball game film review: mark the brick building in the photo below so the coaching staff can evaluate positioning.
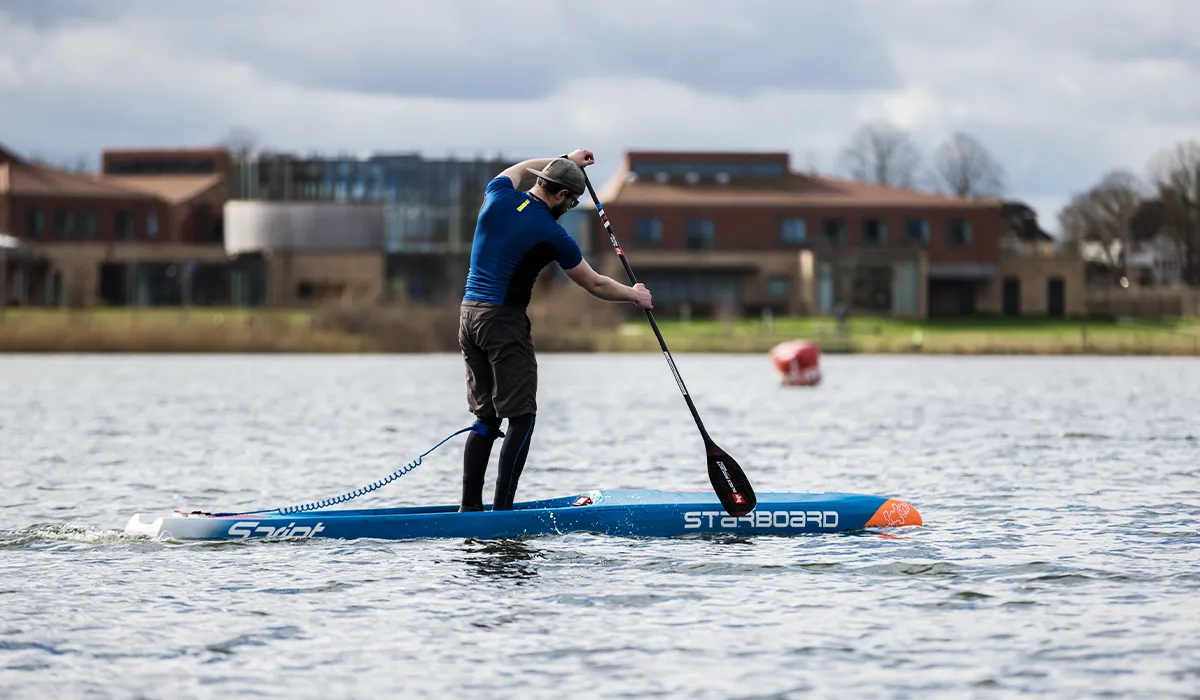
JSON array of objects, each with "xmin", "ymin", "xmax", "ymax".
[
  {"xmin": 592, "ymin": 151, "xmax": 1083, "ymax": 317},
  {"xmin": 101, "ymin": 147, "xmax": 230, "ymax": 245},
  {"xmin": 0, "ymin": 144, "xmax": 230, "ymax": 306}
]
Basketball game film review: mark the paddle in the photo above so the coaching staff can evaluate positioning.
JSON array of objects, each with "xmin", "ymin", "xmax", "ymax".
[{"xmin": 582, "ymin": 173, "xmax": 757, "ymax": 517}]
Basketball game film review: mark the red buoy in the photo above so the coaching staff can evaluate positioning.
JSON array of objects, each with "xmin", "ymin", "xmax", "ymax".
[{"xmin": 769, "ymin": 340, "xmax": 821, "ymax": 386}]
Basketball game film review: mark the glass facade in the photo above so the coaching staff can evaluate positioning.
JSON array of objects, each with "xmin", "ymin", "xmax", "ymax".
[
  {"xmin": 558, "ymin": 209, "xmax": 591, "ymax": 254},
  {"xmin": 97, "ymin": 261, "xmax": 240, "ymax": 307},
  {"xmin": 853, "ymin": 265, "xmax": 894, "ymax": 311},
  {"xmin": 817, "ymin": 259, "xmax": 921, "ymax": 316},
  {"xmin": 817, "ymin": 262, "xmax": 835, "ymax": 313},
  {"xmin": 892, "ymin": 261, "xmax": 919, "ymax": 314},
  {"xmin": 230, "ymin": 153, "xmax": 515, "ymax": 253},
  {"xmin": 636, "ymin": 271, "xmax": 741, "ymax": 306}
]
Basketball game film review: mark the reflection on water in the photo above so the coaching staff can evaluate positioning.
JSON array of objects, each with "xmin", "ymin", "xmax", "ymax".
[{"xmin": 459, "ymin": 539, "xmax": 542, "ymax": 580}]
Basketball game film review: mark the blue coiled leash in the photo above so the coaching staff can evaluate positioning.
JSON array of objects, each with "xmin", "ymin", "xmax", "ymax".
[{"xmin": 214, "ymin": 423, "xmax": 497, "ymax": 517}]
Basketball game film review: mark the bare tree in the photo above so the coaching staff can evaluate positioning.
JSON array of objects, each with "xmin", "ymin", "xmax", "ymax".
[
  {"xmin": 933, "ymin": 132, "xmax": 1006, "ymax": 198},
  {"xmin": 1147, "ymin": 140, "xmax": 1200, "ymax": 285},
  {"xmin": 23, "ymin": 151, "xmax": 93, "ymax": 173},
  {"xmin": 837, "ymin": 121, "xmax": 922, "ymax": 189},
  {"xmin": 218, "ymin": 127, "xmax": 262, "ymax": 159},
  {"xmin": 70, "ymin": 155, "xmax": 92, "ymax": 174},
  {"xmin": 1058, "ymin": 170, "xmax": 1149, "ymax": 281}
]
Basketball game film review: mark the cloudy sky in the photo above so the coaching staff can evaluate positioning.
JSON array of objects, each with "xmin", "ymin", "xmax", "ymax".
[{"xmin": 1, "ymin": 0, "xmax": 1197, "ymax": 231}]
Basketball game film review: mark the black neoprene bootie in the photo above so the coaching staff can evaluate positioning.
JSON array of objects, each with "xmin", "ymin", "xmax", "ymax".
[
  {"xmin": 492, "ymin": 413, "xmax": 536, "ymax": 511},
  {"xmin": 460, "ymin": 418, "xmax": 503, "ymax": 512}
]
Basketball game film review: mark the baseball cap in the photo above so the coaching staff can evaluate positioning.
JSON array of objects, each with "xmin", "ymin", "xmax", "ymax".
[{"xmin": 527, "ymin": 158, "xmax": 586, "ymax": 196}]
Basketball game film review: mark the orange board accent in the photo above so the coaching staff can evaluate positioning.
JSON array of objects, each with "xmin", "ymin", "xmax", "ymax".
[{"xmin": 865, "ymin": 499, "xmax": 923, "ymax": 528}]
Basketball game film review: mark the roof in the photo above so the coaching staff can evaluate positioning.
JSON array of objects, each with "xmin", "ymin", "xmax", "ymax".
[
  {"xmin": 0, "ymin": 145, "xmax": 22, "ymax": 166},
  {"xmin": 596, "ymin": 154, "xmax": 999, "ymax": 209},
  {"xmin": 0, "ymin": 161, "xmax": 157, "ymax": 200},
  {"xmin": 99, "ymin": 174, "xmax": 225, "ymax": 204}
]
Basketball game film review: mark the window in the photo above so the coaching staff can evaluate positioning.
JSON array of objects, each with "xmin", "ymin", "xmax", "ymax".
[
  {"xmin": 779, "ymin": 218, "xmax": 807, "ymax": 244},
  {"xmin": 635, "ymin": 218, "xmax": 662, "ymax": 244},
  {"xmin": 862, "ymin": 219, "xmax": 886, "ymax": 245},
  {"xmin": 946, "ymin": 219, "xmax": 973, "ymax": 246},
  {"xmin": 768, "ymin": 275, "xmax": 791, "ymax": 298},
  {"xmin": 55, "ymin": 210, "xmax": 74, "ymax": 237},
  {"xmin": 1003, "ymin": 277, "xmax": 1020, "ymax": 316},
  {"xmin": 638, "ymin": 272, "xmax": 740, "ymax": 303},
  {"xmin": 631, "ymin": 161, "xmax": 785, "ymax": 179},
  {"xmin": 105, "ymin": 157, "xmax": 216, "ymax": 175},
  {"xmin": 821, "ymin": 218, "xmax": 845, "ymax": 244},
  {"xmin": 25, "ymin": 208, "xmax": 45, "ymax": 237},
  {"xmin": 147, "ymin": 212, "xmax": 159, "ymax": 239},
  {"xmin": 83, "ymin": 212, "xmax": 99, "ymax": 239},
  {"xmin": 115, "ymin": 211, "xmax": 134, "ymax": 239},
  {"xmin": 905, "ymin": 218, "xmax": 930, "ymax": 244},
  {"xmin": 686, "ymin": 219, "xmax": 715, "ymax": 250},
  {"xmin": 853, "ymin": 265, "xmax": 894, "ymax": 311},
  {"xmin": 817, "ymin": 262, "xmax": 835, "ymax": 313}
]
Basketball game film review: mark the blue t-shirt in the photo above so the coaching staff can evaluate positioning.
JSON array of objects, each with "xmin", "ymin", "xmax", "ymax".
[{"xmin": 462, "ymin": 176, "xmax": 584, "ymax": 308}]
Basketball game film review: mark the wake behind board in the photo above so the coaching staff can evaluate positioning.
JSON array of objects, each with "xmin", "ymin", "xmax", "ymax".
[{"xmin": 124, "ymin": 489, "xmax": 922, "ymax": 542}]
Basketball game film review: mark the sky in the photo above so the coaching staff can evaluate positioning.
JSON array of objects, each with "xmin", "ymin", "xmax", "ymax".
[{"xmin": 1, "ymin": 0, "xmax": 1198, "ymax": 233}]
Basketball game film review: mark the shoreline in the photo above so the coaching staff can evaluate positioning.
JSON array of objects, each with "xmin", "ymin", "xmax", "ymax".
[{"xmin": 1, "ymin": 308, "xmax": 1198, "ymax": 356}]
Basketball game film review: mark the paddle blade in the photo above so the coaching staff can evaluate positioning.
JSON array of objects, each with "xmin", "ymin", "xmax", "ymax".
[{"xmin": 706, "ymin": 443, "xmax": 756, "ymax": 517}]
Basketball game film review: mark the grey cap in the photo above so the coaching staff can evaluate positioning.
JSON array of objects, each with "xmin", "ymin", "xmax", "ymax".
[{"xmin": 527, "ymin": 158, "xmax": 586, "ymax": 196}]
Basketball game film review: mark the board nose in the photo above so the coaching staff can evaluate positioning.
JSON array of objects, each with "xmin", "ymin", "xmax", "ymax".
[{"xmin": 864, "ymin": 499, "xmax": 923, "ymax": 528}]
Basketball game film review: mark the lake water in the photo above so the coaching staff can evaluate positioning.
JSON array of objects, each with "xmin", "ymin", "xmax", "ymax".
[{"xmin": 1, "ymin": 353, "xmax": 1198, "ymax": 698}]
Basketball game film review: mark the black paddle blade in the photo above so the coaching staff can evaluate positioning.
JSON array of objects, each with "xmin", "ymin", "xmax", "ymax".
[{"xmin": 706, "ymin": 442, "xmax": 756, "ymax": 517}]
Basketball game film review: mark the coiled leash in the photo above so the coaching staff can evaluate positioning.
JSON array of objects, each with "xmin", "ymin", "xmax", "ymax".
[{"xmin": 212, "ymin": 422, "xmax": 501, "ymax": 517}]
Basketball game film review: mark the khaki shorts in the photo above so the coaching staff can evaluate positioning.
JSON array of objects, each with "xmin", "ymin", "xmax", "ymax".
[{"xmin": 458, "ymin": 301, "xmax": 537, "ymax": 418}]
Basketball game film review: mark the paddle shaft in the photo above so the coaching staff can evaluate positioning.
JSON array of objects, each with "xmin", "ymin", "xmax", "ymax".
[{"xmin": 582, "ymin": 175, "xmax": 713, "ymax": 446}]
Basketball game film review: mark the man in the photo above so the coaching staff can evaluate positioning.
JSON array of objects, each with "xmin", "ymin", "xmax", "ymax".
[{"xmin": 458, "ymin": 149, "xmax": 653, "ymax": 512}]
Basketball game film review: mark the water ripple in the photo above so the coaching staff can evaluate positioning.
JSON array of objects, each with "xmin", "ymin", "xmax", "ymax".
[{"xmin": 1, "ymin": 354, "xmax": 1198, "ymax": 699}]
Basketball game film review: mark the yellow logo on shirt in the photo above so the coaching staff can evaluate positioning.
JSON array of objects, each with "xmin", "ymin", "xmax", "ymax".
[{"xmin": 517, "ymin": 200, "xmax": 529, "ymax": 212}]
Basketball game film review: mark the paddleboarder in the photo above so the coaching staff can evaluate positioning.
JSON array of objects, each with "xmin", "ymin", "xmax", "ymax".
[{"xmin": 458, "ymin": 149, "xmax": 653, "ymax": 512}]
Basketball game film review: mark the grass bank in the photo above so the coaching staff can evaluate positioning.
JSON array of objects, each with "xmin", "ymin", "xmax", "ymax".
[
  {"xmin": 601, "ymin": 316, "xmax": 1200, "ymax": 355},
  {"xmin": 0, "ymin": 308, "xmax": 446, "ymax": 353},
  {"xmin": 1, "ymin": 308, "xmax": 1199, "ymax": 355}
]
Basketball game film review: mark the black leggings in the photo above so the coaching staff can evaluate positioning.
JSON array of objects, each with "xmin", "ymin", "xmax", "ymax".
[{"xmin": 460, "ymin": 413, "xmax": 536, "ymax": 512}]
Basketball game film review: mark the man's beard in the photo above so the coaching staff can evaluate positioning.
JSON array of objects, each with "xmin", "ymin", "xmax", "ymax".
[{"xmin": 551, "ymin": 200, "xmax": 572, "ymax": 220}]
